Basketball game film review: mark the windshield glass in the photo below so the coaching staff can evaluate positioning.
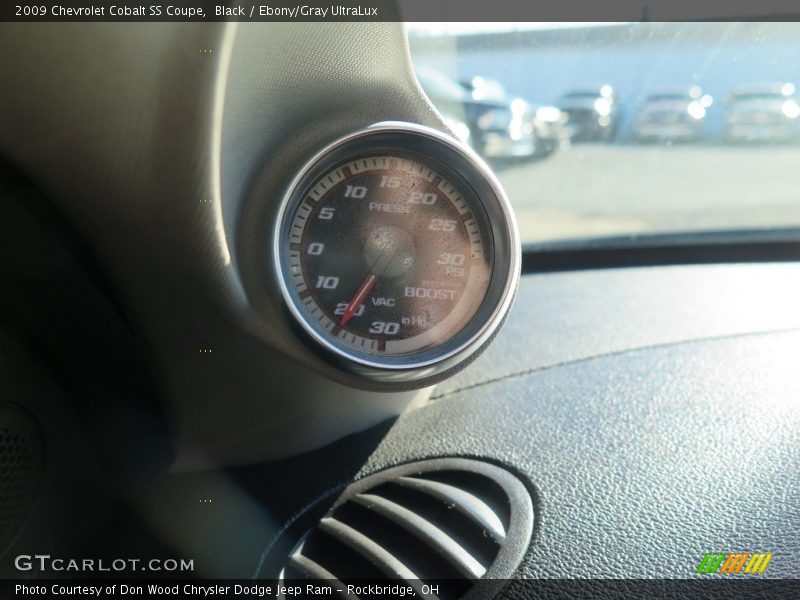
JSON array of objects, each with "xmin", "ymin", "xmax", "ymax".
[
  {"xmin": 646, "ymin": 94, "xmax": 692, "ymax": 101},
  {"xmin": 732, "ymin": 94, "xmax": 790, "ymax": 101},
  {"xmin": 407, "ymin": 22, "xmax": 800, "ymax": 245}
]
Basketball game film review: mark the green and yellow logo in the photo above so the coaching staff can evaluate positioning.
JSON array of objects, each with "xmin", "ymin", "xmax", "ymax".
[{"xmin": 696, "ymin": 552, "xmax": 774, "ymax": 575}]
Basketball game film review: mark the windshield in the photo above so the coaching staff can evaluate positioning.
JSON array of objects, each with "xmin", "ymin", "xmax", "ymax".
[
  {"xmin": 646, "ymin": 94, "xmax": 692, "ymax": 101},
  {"xmin": 732, "ymin": 94, "xmax": 790, "ymax": 101},
  {"xmin": 562, "ymin": 92, "xmax": 604, "ymax": 99},
  {"xmin": 407, "ymin": 22, "xmax": 800, "ymax": 245},
  {"xmin": 415, "ymin": 66, "xmax": 470, "ymax": 100}
]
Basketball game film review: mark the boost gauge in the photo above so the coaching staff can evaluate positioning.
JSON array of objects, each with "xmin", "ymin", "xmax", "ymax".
[{"xmin": 274, "ymin": 122, "xmax": 519, "ymax": 383}]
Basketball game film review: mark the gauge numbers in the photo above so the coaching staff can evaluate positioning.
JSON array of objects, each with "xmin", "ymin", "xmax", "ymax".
[
  {"xmin": 275, "ymin": 122, "xmax": 519, "ymax": 378},
  {"xmin": 286, "ymin": 154, "xmax": 491, "ymax": 358}
]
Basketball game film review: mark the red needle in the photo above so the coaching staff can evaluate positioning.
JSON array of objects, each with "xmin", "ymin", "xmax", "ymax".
[{"xmin": 339, "ymin": 273, "xmax": 377, "ymax": 326}]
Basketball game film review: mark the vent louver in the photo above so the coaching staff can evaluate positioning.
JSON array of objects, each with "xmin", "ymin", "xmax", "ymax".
[{"xmin": 279, "ymin": 459, "xmax": 533, "ymax": 600}]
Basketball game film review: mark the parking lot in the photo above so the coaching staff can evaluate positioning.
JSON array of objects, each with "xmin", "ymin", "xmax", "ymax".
[{"xmin": 496, "ymin": 144, "xmax": 800, "ymax": 243}]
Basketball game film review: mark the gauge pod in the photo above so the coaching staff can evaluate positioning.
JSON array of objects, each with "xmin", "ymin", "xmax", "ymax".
[{"xmin": 274, "ymin": 122, "xmax": 519, "ymax": 383}]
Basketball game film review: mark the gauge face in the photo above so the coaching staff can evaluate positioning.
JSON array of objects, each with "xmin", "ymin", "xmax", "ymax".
[
  {"xmin": 286, "ymin": 154, "xmax": 491, "ymax": 357},
  {"xmin": 275, "ymin": 123, "xmax": 519, "ymax": 377}
]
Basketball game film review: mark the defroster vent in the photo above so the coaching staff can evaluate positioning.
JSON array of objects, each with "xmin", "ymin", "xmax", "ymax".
[{"xmin": 278, "ymin": 458, "xmax": 533, "ymax": 599}]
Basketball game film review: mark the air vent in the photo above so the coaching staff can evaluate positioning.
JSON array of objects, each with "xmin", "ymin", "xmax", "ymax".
[{"xmin": 279, "ymin": 458, "xmax": 533, "ymax": 600}]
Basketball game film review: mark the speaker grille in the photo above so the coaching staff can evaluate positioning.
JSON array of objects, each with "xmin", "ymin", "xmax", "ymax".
[
  {"xmin": 279, "ymin": 459, "xmax": 533, "ymax": 600},
  {"xmin": 0, "ymin": 405, "xmax": 42, "ymax": 553}
]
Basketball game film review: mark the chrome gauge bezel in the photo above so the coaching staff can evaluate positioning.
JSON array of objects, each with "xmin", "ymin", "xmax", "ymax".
[{"xmin": 273, "ymin": 122, "xmax": 520, "ymax": 382}]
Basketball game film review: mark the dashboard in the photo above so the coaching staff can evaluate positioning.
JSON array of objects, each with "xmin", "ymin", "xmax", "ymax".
[{"xmin": 364, "ymin": 264, "xmax": 800, "ymax": 579}]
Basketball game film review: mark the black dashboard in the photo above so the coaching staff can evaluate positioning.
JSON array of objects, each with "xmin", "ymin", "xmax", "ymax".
[{"xmin": 376, "ymin": 263, "xmax": 800, "ymax": 579}]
